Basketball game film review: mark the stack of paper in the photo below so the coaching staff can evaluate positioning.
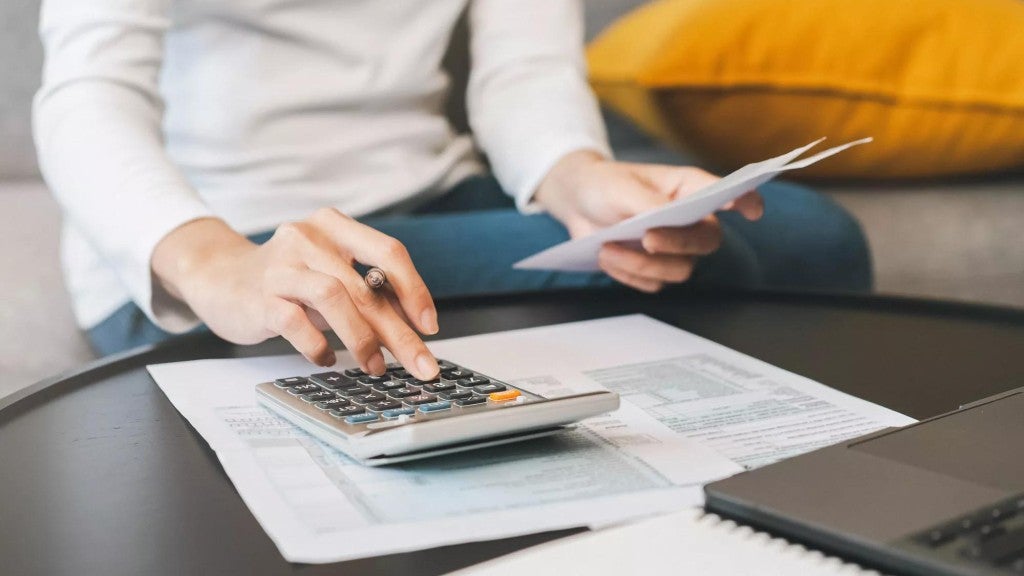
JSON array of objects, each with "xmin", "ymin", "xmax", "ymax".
[{"xmin": 148, "ymin": 315, "xmax": 911, "ymax": 563}]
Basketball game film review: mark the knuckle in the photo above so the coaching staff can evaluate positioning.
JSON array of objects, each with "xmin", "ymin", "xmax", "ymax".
[
  {"xmin": 311, "ymin": 278, "xmax": 346, "ymax": 304},
  {"xmin": 270, "ymin": 305, "xmax": 304, "ymax": 334},
  {"xmin": 351, "ymin": 284, "xmax": 381, "ymax": 309},
  {"xmin": 379, "ymin": 237, "xmax": 409, "ymax": 261}
]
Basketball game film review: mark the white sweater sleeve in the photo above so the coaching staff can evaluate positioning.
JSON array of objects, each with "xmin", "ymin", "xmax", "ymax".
[
  {"xmin": 467, "ymin": 0, "xmax": 613, "ymax": 212},
  {"xmin": 33, "ymin": 0, "xmax": 212, "ymax": 333}
]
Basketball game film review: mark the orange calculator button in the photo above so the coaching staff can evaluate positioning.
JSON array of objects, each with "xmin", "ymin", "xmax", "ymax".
[{"xmin": 488, "ymin": 389, "xmax": 521, "ymax": 402}]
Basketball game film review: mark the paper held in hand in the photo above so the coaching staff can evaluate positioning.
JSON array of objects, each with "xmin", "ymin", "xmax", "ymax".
[{"xmin": 514, "ymin": 138, "xmax": 872, "ymax": 272}]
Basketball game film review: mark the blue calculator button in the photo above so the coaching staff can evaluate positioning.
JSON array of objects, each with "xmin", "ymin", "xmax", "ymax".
[
  {"xmin": 344, "ymin": 412, "xmax": 380, "ymax": 425},
  {"xmin": 418, "ymin": 401, "xmax": 451, "ymax": 413},
  {"xmin": 381, "ymin": 408, "xmax": 416, "ymax": 420}
]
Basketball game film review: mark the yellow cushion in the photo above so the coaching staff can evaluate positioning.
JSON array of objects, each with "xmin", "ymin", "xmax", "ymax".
[{"xmin": 587, "ymin": 0, "xmax": 1024, "ymax": 180}]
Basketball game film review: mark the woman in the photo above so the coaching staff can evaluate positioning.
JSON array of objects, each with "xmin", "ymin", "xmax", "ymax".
[{"xmin": 34, "ymin": 0, "xmax": 870, "ymax": 380}]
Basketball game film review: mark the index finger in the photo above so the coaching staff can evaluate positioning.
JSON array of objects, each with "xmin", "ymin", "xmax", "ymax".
[{"xmin": 312, "ymin": 209, "xmax": 439, "ymax": 336}]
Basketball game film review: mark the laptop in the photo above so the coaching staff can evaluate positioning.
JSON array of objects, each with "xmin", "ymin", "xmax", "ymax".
[{"xmin": 705, "ymin": 386, "xmax": 1024, "ymax": 576}]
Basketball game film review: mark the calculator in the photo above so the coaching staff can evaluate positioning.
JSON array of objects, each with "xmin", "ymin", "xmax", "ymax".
[{"xmin": 255, "ymin": 360, "xmax": 619, "ymax": 466}]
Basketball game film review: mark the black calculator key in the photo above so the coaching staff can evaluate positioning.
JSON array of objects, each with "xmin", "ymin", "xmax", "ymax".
[
  {"xmin": 309, "ymin": 372, "xmax": 358, "ymax": 389},
  {"xmin": 457, "ymin": 376, "xmax": 490, "ymax": 387},
  {"xmin": 351, "ymin": 392, "xmax": 386, "ymax": 404},
  {"xmin": 385, "ymin": 362, "xmax": 403, "ymax": 372},
  {"xmin": 343, "ymin": 368, "xmax": 366, "ymax": 378},
  {"xmin": 403, "ymin": 394, "xmax": 437, "ymax": 406},
  {"xmin": 372, "ymin": 380, "xmax": 405, "ymax": 392},
  {"xmin": 444, "ymin": 368, "xmax": 474, "ymax": 380},
  {"xmin": 359, "ymin": 375, "xmax": 390, "ymax": 385},
  {"xmin": 315, "ymin": 398, "xmax": 350, "ymax": 410},
  {"xmin": 274, "ymin": 376, "xmax": 307, "ymax": 389},
  {"xmin": 329, "ymin": 405, "xmax": 365, "ymax": 418},
  {"xmin": 410, "ymin": 377, "xmax": 440, "ymax": 386},
  {"xmin": 455, "ymin": 395, "xmax": 488, "ymax": 407},
  {"xmin": 439, "ymin": 390, "xmax": 473, "ymax": 401},
  {"xmin": 438, "ymin": 360, "xmax": 458, "ymax": 371},
  {"xmin": 367, "ymin": 400, "xmax": 403, "ymax": 412},
  {"xmin": 422, "ymin": 381, "xmax": 456, "ymax": 393},
  {"xmin": 392, "ymin": 370, "xmax": 413, "ymax": 380},
  {"xmin": 300, "ymin": 390, "xmax": 337, "ymax": 402},
  {"xmin": 473, "ymin": 383, "xmax": 506, "ymax": 394},
  {"xmin": 287, "ymin": 383, "xmax": 321, "ymax": 395},
  {"xmin": 336, "ymin": 384, "xmax": 371, "ymax": 398},
  {"xmin": 387, "ymin": 387, "xmax": 419, "ymax": 399}
]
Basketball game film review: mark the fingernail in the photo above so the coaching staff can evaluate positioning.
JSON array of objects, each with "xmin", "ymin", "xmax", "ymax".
[
  {"xmin": 322, "ymin": 352, "xmax": 337, "ymax": 367},
  {"xmin": 416, "ymin": 353, "xmax": 438, "ymax": 379},
  {"xmin": 367, "ymin": 351, "xmax": 386, "ymax": 375},
  {"xmin": 421, "ymin": 308, "xmax": 439, "ymax": 335}
]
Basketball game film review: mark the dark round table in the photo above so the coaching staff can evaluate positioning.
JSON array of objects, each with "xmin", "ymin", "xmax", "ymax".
[{"xmin": 3, "ymin": 288, "xmax": 1023, "ymax": 576}]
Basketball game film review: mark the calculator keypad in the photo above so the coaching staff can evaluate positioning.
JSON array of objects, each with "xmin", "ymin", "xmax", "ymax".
[{"xmin": 267, "ymin": 360, "xmax": 541, "ymax": 434}]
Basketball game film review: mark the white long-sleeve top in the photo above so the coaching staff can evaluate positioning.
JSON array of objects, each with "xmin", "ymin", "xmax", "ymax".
[{"xmin": 34, "ymin": 0, "xmax": 611, "ymax": 333}]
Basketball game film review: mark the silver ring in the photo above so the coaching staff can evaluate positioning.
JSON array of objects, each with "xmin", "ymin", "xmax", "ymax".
[{"xmin": 364, "ymin": 267, "xmax": 387, "ymax": 290}]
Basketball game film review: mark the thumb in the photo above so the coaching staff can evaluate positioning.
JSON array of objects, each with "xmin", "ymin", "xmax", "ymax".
[{"xmin": 606, "ymin": 175, "xmax": 668, "ymax": 219}]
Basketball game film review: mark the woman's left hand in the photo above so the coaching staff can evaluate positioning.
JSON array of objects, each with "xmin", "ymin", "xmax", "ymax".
[{"xmin": 534, "ymin": 151, "xmax": 765, "ymax": 293}]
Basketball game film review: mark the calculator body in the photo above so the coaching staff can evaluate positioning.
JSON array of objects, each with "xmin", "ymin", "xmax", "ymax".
[{"xmin": 255, "ymin": 360, "xmax": 619, "ymax": 466}]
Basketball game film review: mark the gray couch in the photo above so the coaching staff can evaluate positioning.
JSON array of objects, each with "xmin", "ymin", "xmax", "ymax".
[{"xmin": 2, "ymin": 0, "xmax": 1022, "ymax": 400}]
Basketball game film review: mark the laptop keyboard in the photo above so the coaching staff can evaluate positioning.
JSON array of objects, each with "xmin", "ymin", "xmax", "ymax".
[{"xmin": 913, "ymin": 492, "xmax": 1024, "ymax": 573}]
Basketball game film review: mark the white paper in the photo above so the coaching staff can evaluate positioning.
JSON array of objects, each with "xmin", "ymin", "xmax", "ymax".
[
  {"xmin": 148, "ymin": 314, "xmax": 911, "ymax": 564},
  {"xmin": 455, "ymin": 509, "xmax": 883, "ymax": 576},
  {"xmin": 514, "ymin": 138, "xmax": 872, "ymax": 272}
]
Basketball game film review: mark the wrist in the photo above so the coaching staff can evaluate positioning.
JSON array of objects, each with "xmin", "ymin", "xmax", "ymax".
[{"xmin": 152, "ymin": 218, "xmax": 253, "ymax": 302}]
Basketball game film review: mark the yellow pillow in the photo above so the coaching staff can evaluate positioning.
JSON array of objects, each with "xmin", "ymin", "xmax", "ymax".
[{"xmin": 587, "ymin": 0, "xmax": 1024, "ymax": 180}]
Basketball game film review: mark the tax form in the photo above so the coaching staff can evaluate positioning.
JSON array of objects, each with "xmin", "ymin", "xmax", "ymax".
[
  {"xmin": 515, "ymin": 138, "xmax": 872, "ymax": 272},
  {"xmin": 148, "ymin": 315, "xmax": 912, "ymax": 563}
]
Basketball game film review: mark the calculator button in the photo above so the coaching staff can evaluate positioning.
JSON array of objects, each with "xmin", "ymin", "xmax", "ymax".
[
  {"xmin": 381, "ymin": 408, "xmax": 416, "ymax": 419},
  {"xmin": 300, "ymin": 390, "xmax": 337, "ymax": 402},
  {"xmin": 387, "ymin": 387, "xmax": 419, "ymax": 399},
  {"xmin": 439, "ymin": 390, "xmax": 473, "ymax": 401},
  {"xmin": 337, "ymin": 385, "xmax": 371, "ymax": 398},
  {"xmin": 444, "ymin": 369, "xmax": 474, "ymax": 380},
  {"xmin": 456, "ymin": 395, "xmax": 488, "ymax": 407},
  {"xmin": 309, "ymin": 372, "xmax": 358, "ymax": 389},
  {"xmin": 474, "ymin": 383, "xmax": 507, "ymax": 394},
  {"xmin": 274, "ymin": 376, "xmax": 307, "ymax": 389},
  {"xmin": 438, "ymin": 360, "xmax": 458, "ymax": 371},
  {"xmin": 343, "ymin": 368, "xmax": 366, "ymax": 378},
  {"xmin": 410, "ymin": 377, "xmax": 440, "ymax": 386},
  {"xmin": 372, "ymin": 381, "xmax": 405, "ymax": 392},
  {"xmin": 385, "ymin": 363, "xmax": 404, "ymax": 372},
  {"xmin": 315, "ymin": 398, "xmax": 350, "ymax": 410},
  {"xmin": 351, "ymin": 392, "xmax": 386, "ymax": 404},
  {"xmin": 344, "ymin": 412, "xmax": 379, "ymax": 425},
  {"xmin": 367, "ymin": 400, "xmax": 403, "ymax": 412},
  {"xmin": 359, "ymin": 375, "xmax": 390, "ymax": 385},
  {"xmin": 287, "ymin": 383, "xmax": 321, "ymax": 395},
  {"xmin": 403, "ymin": 394, "xmax": 438, "ymax": 406},
  {"xmin": 422, "ymin": 381, "xmax": 456, "ymax": 393},
  {"xmin": 329, "ymin": 405, "xmax": 365, "ymax": 418},
  {"xmin": 457, "ymin": 376, "xmax": 490, "ymax": 387},
  {"xmin": 488, "ymin": 390, "xmax": 521, "ymax": 402},
  {"xmin": 392, "ymin": 370, "xmax": 413, "ymax": 380},
  {"xmin": 418, "ymin": 400, "xmax": 452, "ymax": 414}
]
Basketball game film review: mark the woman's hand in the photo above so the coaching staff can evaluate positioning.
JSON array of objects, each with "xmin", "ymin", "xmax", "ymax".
[
  {"xmin": 151, "ymin": 208, "xmax": 440, "ymax": 378},
  {"xmin": 535, "ymin": 151, "xmax": 765, "ymax": 293}
]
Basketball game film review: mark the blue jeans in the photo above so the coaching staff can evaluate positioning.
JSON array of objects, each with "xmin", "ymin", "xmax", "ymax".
[{"xmin": 88, "ymin": 175, "xmax": 871, "ymax": 356}]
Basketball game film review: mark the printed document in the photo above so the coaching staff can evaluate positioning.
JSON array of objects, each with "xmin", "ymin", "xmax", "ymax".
[
  {"xmin": 515, "ymin": 138, "xmax": 872, "ymax": 272},
  {"xmin": 148, "ymin": 314, "xmax": 912, "ymax": 563}
]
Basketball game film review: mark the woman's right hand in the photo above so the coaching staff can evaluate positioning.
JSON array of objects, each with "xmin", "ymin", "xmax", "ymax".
[{"xmin": 151, "ymin": 208, "xmax": 440, "ymax": 379}]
